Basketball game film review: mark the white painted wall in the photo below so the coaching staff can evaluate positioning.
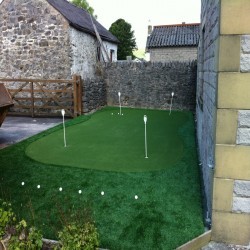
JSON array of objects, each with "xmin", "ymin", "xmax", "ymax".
[
  {"xmin": 69, "ymin": 27, "xmax": 97, "ymax": 79},
  {"xmin": 102, "ymin": 41, "xmax": 117, "ymax": 62},
  {"xmin": 69, "ymin": 27, "xmax": 118, "ymax": 79}
]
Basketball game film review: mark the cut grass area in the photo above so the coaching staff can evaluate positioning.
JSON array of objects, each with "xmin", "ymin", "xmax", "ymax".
[
  {"xmin": 26, "ymin": 107, "xmax": 186, "ymax": 172},
  {"xmin": 0, "ymin": 107, "xmax": 204, "ymax": 249}
]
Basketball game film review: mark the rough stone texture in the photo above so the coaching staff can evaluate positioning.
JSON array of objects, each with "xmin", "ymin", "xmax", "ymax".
[
  {"xmin": 237, "ymin": 111, "xmax": 250, "ymax": 145},
  {"xmin": 104, "ymin": 61, "xmax": 197, "ymax": 111},
  {"xmin": 232, "ymin": 197, "xmax": 250, "ymax": 213},
  {"xmin": 0, "ymin": 0, "xmax": 118, "ymax": 115},
  {"xmin": 83, "ymin": 76, "xmax": 106, "ymax": 113},
  {"xmin": 237, "ymin": 129, "xmax": 250, "ymax": 145},
  {"xmin": 69, "ymin": 27, "xmax": 97, "ymax": 80},
  {"xmin": 202, "ymin": 242, "xmax": 232, "ymax": 250},
  {"xmin": 241, "ymin": 35, "xmax": 250, "ymax": 73},
  {"xmin": 0, "ymin": 0, "xmax": 117, "ymax": 80},
  {"xmin": 149, "ymin": 46, "xmax": 198, "ymax": 62},
  {"xmin": 0, "ymin": 0, "xmax": 72, "ymax": 79},
  {"xmin": 238, "ymin": 110, "xmax": 250, "ymax": 128},
  {"xmin": 196, "ymin": 0, "xmax": 220, "ymax": 220},
  {"xmin": 202, "ymin": 241, "xmax": 250, "ymax": 250},
  {"xmin": 234, "ymin": 180, "xmax": 250, "ymax": 198},
  {"xmin": 233, "ymin": 180, "xmax": 250, "ymax": 214}
]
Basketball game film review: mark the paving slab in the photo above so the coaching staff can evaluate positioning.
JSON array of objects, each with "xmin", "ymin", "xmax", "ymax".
[
  {"xmin": 202, "ymin": 241, "xmax": 250, "ymax": 250},
  {"xmin": 0, "ymin": 116, "xmax": 63, "ymax": 149}
]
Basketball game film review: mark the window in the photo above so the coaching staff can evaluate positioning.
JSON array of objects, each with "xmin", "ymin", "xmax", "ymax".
[{"xmin": 110, "ymin": 49, "xmax": 115, "ymax": 62}]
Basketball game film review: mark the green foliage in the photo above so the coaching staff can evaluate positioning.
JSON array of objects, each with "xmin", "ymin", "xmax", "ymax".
[
  {"xmin": 57, "ymin": 222, "xmax": 99, "ymax": 250},
  {"xmin": 55, "ymin": 200, "xmax": 99, "ymax": 250},
  {"xmin": 8, "ymin": 220, "xmax": 43, "ymax": 250},
  {"xmin": 109, "ymin": 19, "xmax": 137, "ymax": 60},
  {"xmin": 70, "ymin": 0, "xmax": 95, "ymax": 17},
  {"xmin": 0, "ymin": 200, "xmax": 43, "ymax": 250},
  {"xmin": 0, "ymin": 199, "xmax": 16, "ymax": 237}
]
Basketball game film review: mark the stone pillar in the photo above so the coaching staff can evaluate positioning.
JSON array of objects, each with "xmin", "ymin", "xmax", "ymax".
[{"xmin": 212, "ymin": 0, "xmax": 250, "ymax": 245}]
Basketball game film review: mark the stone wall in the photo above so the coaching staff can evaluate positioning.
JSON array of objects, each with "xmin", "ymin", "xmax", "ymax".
[
  {"xmin": 213, "ymin": 0, "xmax": 250, "ymax": 243},
  {"xmin": 69, "ymin": 27, "xmax": 97, "ymax": 80},
  {"xmin": 196, "ymin": 0, "xmax": 220, "ymax": 223},
  {"xmin": 83, "ymin": 76, "xmax": 106, "ymax": 113},
  {"xmin": 149, "ymin": 46, "xmax": 198, "ymax": 62},
  {"xmin": 233, "ymin": 180, "xmax": 250, "ymax": 214},
  {"xmin": 237, "ymin": 111, "xmax": 250, "ymax": 145},
  {"xmin": 0, "ymin": 0, "xmax": 72, "ymax": 79},
  {"xmin": 0, "ymin": 0, "xmax": 116, "ymax": 81},
  {"xmin": 104, "ymin": 61, "xmax": 197, "ymax": 111}
]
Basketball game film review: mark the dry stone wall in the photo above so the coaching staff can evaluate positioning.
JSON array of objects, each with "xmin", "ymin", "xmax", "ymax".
[
  {"xmin": 104, "ymin": 61, "xmax": 197, "ymax": 111},
  {"xmin": 83, "ymin": 76, "xmax": 106, "ymax": 113}
]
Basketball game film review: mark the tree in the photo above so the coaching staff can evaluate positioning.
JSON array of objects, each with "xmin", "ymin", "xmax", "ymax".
[
  {"xmin": 70, "ymin": 0, "xmax": 95, "ymax": 16},
  {"xmin": 109, "ymin": 19, "xmax": 137, "ymax": 60}
]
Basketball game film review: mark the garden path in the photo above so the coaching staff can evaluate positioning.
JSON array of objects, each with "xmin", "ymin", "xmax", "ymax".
[{"xmin": 0, "ymin": 116, "xmax": 63, "ymax": 149}]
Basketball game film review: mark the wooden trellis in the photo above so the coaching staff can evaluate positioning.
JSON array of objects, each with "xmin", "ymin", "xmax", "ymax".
[{"xmin": 0, "ymin": 75, "xmax": 82, "ymax": 118}]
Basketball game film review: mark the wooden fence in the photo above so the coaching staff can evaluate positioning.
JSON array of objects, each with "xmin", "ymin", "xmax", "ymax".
[{"xmin": 0, "ymin": 75, "xmax": 82, "ymax": 118}]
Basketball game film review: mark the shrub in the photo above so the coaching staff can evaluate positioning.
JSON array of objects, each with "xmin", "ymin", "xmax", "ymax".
[
  {"xmin": 0, "ymin": 200, "xmax": 43, "ymax": 250},
  {"xmin": 0, "ymin": 199, "xmax": 16, "ymax": 237},
  {"xmin": 8, "ymin": 220, "xmax": 43, "ymax": 250},
  {"xmin": 57, "ymin": 221, "xmax": 99, "ymax": 250}
]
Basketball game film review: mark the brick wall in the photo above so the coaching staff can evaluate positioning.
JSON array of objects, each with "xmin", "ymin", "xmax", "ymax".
[
  {"xmin": 149, "ymin": 46, "xmax": 197, "ymax": 62},
  {"xmin": 104, "ymin": 61, "xmax": 197, "ymax": 111}
]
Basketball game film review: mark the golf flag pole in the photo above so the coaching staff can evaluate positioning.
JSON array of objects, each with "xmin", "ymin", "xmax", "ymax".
[
  {"xmin": 61, "ymin": 109, "xmax": 67, "ymax": 147},
  {"xmin": 144, "ymin": 115, "xmax": 148, "ymax": 158},
  {"xmin": 118, "ymin": 91, "xmax": 121, "ymax": 115},
  {"xmin": 169, "ymin": 92, "xmax": 174, "ymax": 116}
]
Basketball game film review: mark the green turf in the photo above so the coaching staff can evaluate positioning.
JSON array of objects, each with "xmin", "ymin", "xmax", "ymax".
[
  {"xmin": 0, "ymin": 107, "xmax": 204, "ymax": 249},
  {"xmin": 26, "ymin": 107, "xmax": 187, "ymax": 172}
]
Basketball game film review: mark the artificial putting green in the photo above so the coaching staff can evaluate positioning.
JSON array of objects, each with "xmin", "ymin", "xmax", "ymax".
[
  {"xmin": 0, "ymin": 107, "xmax": 204, "ymax": 249},
  {"xmin": 26, "ymin": 107, "xmax": 188, "ymax": 172}
]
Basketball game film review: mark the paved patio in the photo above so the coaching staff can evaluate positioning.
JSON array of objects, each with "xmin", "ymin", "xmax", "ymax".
[
  {"xmin": 0, "ymin": 116, "xmax": 63, "ymax": 149},
  {"xmin": 202, "ymin": 241, "xmax": 250, "ymax": 250}
]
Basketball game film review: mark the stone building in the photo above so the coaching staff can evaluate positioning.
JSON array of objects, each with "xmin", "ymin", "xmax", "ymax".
[
  {"xmin": 197, "ymin": 0, "xmax": 250, "ymax": 246},
  {"xmin": 146, "ymin": 23, "xmax": 200, "ymax": 62},
  {"xmin": 0, "ymin": 0, "xmax": 119, "ymax": 80}
]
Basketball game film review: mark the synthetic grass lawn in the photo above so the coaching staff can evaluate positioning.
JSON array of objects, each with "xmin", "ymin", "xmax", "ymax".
[
  {"xmin": 0, "ymin": 107, "xmax": 204, "ymax": 249},
  {"xmin": 26, "ymin": 107, "xmax": 186, "ymax": 172}
]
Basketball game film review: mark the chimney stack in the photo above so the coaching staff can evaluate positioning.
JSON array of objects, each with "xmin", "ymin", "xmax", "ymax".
[{"xmin": 148, "ymin": 25, "xmax": 152, "ymax": 36}]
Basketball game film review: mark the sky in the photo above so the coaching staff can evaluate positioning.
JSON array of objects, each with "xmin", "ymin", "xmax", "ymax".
[{"xmin": 89, "ymin": 0, "xmax": 201, "ymax": 49}]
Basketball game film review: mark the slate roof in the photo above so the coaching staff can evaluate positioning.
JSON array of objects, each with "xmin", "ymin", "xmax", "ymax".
[
  {"xmin": 146, "ymin": 23, "xmax": 200, "ymax": 49},
  {"xmin": 47, "ymin": 0, "xmax": 119, "ymax": 43}
]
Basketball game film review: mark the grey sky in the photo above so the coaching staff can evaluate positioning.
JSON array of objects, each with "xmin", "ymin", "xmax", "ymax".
[{"xmin": 90, "ymin": 0, "xmax": 201, "ymax": 49}]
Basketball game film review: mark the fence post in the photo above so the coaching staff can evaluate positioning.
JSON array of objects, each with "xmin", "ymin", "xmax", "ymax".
[
  {"xmin": 30, "ymin": 81, "xmax": 35, "ymax": 117},
  {"xmin": 73, "ymin": 75, "xmax": 78, "ymax": 117},
  {"xmin": 77, "ymin": 75, "xmax": 83, "ymax": 115}
]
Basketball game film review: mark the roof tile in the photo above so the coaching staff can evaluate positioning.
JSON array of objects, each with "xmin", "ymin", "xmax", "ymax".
[
  {"xmin": 47, "ymin": 0, "xmax": 119, "ymax": 43},
  {"xmin": 146, "ymin": 23, "xmax": 200, "ymax": 48}
]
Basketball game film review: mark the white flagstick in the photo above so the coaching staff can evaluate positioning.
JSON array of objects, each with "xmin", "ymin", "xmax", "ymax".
[
  {"xmin": 61, "ymin": 109, "xmax": 67, "ymax": 147},
  {"xmin": 144, "ymin": 115, "xmax": 148, "ymax": 158},
  {"xmin": 169, "ymin": 92, "xmax": 174, "ymax": 116},
  {"xmin": 118, "ymin": 92, "xmax": 121, "ymax": 115}
]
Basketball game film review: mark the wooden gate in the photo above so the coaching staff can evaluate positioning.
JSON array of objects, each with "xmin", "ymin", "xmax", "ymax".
[{"xmin": 0, "ymin": 75, "xmax": 82, "ymax": 118}]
